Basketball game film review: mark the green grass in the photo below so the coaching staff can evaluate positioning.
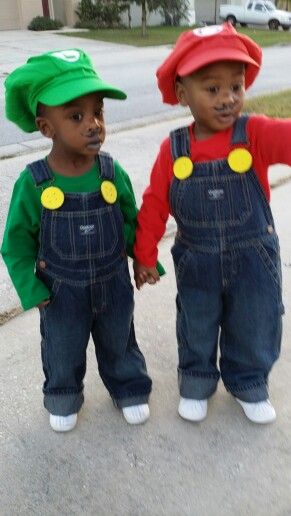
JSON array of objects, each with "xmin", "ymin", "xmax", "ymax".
[
  {"xmin": 238, "ymin": 26, "xmax": 291, "ymax": 47},
  {"xmin": 245, "ymin": 89, "xmax": 291, "ymax": 117},
  {"xmin": 61, "ymin": 25, "xmax": 291, "ymax": 47},
  {"xmin": 62, "ymin": 26, "xmax": 187, "ymax": 46}
]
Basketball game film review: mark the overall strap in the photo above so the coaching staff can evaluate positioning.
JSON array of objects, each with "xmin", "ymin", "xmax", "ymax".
[
  {"xmin": 97, "ymin": 151, "xmax": 115, "ymax": 181},
  {"xmin": 231, "ymin": 115, "xmax": 249, "ymax": 145},
  {"xmin": 27, "ymin": 159, "xmax": 53, "ymax": 187},
  {"xmin": 170, "ymin": 126, "xmax": 190, "ymax": 160}
]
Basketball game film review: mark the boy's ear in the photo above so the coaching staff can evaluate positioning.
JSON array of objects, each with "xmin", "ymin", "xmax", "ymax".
[
  {"xmin": 175, "ymin": 80, "xmax": 189, "ymax": 107},
  {"xmin": 35, "ymin": 116, "xmax": 55, "ymax": 138}
]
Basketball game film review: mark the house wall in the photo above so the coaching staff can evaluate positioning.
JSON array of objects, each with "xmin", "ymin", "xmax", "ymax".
[
  {"xmin": 194, "ymin": 1, "xmax": 214, "ymax": 24},
  {"xmin": 0, "ymin": 0, "xmax": 20, "ymax": 29},
  {"xmin": 19, "ymin": 0, "xmax": 43, "ymax": 28},
  {"xmin": 120, "ymin": 3, "xmax": 163, "ymax": 28},
  {"xmin": 52, "ymin": 0, "xmax": 66, "ymax": 24},
  {"xmin": 0, "ymin": 0, "xmax": 43, "ymax": 30},
  {"xmin": 194, "ymin": 0, "xmax": 245, "ymax": 25},
  {"xmin": 63, "ymin": 0, "xmax": 79, "ymax": 27}
]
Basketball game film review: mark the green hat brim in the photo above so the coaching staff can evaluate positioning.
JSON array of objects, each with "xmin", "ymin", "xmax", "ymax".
[{"xmin": 38, "ymin": 76, "xmax": 127, "ymax": 107}]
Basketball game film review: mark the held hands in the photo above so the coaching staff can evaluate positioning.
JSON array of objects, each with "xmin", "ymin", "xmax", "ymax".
[
  {"xmin": 37, "ymin": 299, "xmax": 50, "ymax": 309},
  {"xmin": 133, "ymin": 260, "xmax": 160, "ymax": 290}
]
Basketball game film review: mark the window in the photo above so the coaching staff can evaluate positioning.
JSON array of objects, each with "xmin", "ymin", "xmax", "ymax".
[{"xmin": 265, "ymin": 1, "xmax": 275, "ymax": 11}]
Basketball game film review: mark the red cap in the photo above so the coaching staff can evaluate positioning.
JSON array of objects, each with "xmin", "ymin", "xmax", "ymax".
[{"xmin": 156, "ymin": 23, "xmax": 262, "ymax": 105}]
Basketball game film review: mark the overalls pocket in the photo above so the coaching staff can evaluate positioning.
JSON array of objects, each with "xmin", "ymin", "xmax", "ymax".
[
  {"xmin": 171, "ymin": 242, "xmax": 194, "ymax": 285},
  {"xmin": 254, "ymin": 235, "xmax": 281, "ymax": 287},
  {"xmin": 36, "ymin": 270, "xmax": 62, "ymax": 311},
  {"xmin": 51, "ymin": 207, "xmax": 118, "ymax": 260},
  {"xmin": 254, "ymin": 234, "xmax": 284, "ymax": 312},
  {"xmin": 175, "ymin": 174, "xmax": 252, "ymax": 229}
]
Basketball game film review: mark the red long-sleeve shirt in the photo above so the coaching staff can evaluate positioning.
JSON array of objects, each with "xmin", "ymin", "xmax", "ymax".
[{"xmin": 134, "ymin": 115, "xmax": 291, "ymax": 268}]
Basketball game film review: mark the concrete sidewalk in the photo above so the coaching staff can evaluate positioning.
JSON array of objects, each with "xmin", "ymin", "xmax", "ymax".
[
  {"xmin": 0, "ymin": 178, "xmax": 291, "ymax": 515},
  {"xmin": 0, "ymin": 116, "xmax": 291, "ymax": 514}
]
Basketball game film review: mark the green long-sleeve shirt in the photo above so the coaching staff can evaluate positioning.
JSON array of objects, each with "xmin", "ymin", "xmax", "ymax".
[{"xmin": 1, "ymin": 159, "xmax": 164, "ymax": 311}]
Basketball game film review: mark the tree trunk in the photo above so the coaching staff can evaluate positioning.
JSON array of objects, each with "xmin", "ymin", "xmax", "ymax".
[
  {"xmin": 128, "ymin": 5, "xmax": 132, "ymax": 29},
  {"xmin": 141, "ymin": 0, "xmax": 147, "ymax": 37}
]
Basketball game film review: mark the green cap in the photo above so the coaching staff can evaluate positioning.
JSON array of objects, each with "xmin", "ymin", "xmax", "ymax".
[{"xmin": 5, "ymin": 48, "xmax": 127, "ymax": 133}]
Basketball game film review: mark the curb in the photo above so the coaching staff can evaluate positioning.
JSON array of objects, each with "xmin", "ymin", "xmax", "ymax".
[
  {"xmin": 0, "ymin": 307, "xmax": 22, "ymax": 326},
  {"xmin": 0, "ymin": 109, "xmax": 185, "ymax": 161}
]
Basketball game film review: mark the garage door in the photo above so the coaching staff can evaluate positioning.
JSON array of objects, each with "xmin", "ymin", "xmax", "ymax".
[{"xmin": 0, "ymin": 0, "xmax": 20, "ymax": 30}]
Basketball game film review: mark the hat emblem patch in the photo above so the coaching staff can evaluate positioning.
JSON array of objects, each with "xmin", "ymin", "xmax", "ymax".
[
  {"xmin": 50, "ymin": 50, "xmax": 80, "ymax": 62},
  {"xmin": 193, "ymin": 25, "xmax": 223, "ymax": 37}
]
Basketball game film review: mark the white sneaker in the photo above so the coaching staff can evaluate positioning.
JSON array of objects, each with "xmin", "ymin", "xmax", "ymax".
[
  {"xmin": 122, "ymin": 404, "xmax": 150, "ymax": 425},
  {"xmin": 49, "ymin": 413, "xmax": 78, "ymax": 432},
  {"xmin": 235, "ymin": 398, "xmax": 276, "ymax": 424},
  {"xmin": 178, "ymin": 397, "xmax": 208, "ymax": 422}
]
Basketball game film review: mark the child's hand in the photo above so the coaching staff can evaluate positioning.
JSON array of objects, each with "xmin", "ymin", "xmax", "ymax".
[
  {"xmin": 133, "ymin": 260, "xmax": 160, "ymax": 290},
  {"xmin": 37, "ymin": 299, "xmax": 50, "ymax": 309}
]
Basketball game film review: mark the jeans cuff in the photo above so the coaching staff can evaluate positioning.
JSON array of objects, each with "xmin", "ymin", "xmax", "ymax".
[
  {"xmin": 113, "ymin": 394, "xmax": 150, "ymax": 409},
  {"xmin": 178, "ymin": 369, "xmax": 219, "ymax": 399},
  {"xmin": 226, "ymin": 381, "xmax": 268, "ymax": 402},
  {"xmin": 44, "ymin": 392, "xmax": 84, "ymax": 416}
]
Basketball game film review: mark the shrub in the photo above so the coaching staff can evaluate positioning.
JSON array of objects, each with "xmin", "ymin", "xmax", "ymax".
[
  {"xmin": 28, "ymin": 16, "xmax": 64, "ymax": 31},
  {"xmin": 75, "ymin": 0, "xmax": 98, "ymax": 21},
  {"xmin": 75, "ymin": 0, "xmax": 122, "ymax": 28},
  {"xmin": 158, "ymin": 0, "xmax": 189, "ymax": 26}
]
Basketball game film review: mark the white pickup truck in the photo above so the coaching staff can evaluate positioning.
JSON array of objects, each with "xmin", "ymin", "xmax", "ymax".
[{"xmin": 219, "ymin": 0, "xmax": 291, "ymax": 31}]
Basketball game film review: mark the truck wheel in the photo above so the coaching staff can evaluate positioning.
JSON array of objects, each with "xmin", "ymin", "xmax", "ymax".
[
  {"xmin": 226, "ymin": 15, "xmax": 236, "ymax": 26},
  {"xmin": 282, "ymin": 25, "xmax": 290, "ymax": 31},
  {"xmin": 268, "ymin": 19, "xmax": 279, "ymax": 30}
]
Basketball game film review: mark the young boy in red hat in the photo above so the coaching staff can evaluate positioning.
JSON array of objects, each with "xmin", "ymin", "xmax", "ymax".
[
  {"xmin": 134, "ymin": 23, "xmax": 291, "ymax": 424},
  {"xmin": 1, "ymin": 49, "xmax": 156, "ymax": 431}
]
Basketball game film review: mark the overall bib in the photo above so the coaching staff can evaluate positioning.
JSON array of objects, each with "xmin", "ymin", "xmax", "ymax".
[
  {"xmin": 28, "ymin": 152, "xmax": 152, "ymax": 416},
  {"xmin": 169, "ymin": 116, "xmax": 283, "ymax": 402}
]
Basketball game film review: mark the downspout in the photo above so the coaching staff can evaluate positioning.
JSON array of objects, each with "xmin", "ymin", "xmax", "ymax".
[{"xmin": 49, "ymin": 0, "xmax": 55, "ymax": 19}]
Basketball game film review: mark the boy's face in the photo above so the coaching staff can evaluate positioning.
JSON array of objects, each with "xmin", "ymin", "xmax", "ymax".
[
  {"xmin": 36, "ymin": 92, "xmax": 105, "ymax": 157},
  {"xmin": 175, "ymin": 61, "xmax": 245, "ymax": 140}
]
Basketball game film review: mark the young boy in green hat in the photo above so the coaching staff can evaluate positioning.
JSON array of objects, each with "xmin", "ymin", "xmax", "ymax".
[
  {"xmin": 1, "ymin": 48, "xmax": 157, "ymax": 432},
  {"xmin": 134, "ymin": 23, "xmax": 291, "ymax": 424}
]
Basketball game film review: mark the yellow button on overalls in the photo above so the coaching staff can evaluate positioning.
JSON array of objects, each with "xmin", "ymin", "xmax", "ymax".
[
  {"xmin": 227, "ymin": 148, "xmax": 253, "ymax": 174},
  {"xmin": 173, "ymin": 156, "xmax": 193, "ymax": 180},
  {"xmin": 101, "ymin": 180, "xmax": 117, "ymax": 204},
  {"xmin": 41, "ymin": 186, "xmax": 65, "ymax": 210}
]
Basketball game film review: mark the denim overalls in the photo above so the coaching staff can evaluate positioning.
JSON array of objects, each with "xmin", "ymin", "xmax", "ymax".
[
  {"xmin": 28, "ymin": 152, "xmax": 152, "ymax": 416},
  {"xmin": 169, "ymin": 116, "xmax": 283, "ymax": 403}
]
